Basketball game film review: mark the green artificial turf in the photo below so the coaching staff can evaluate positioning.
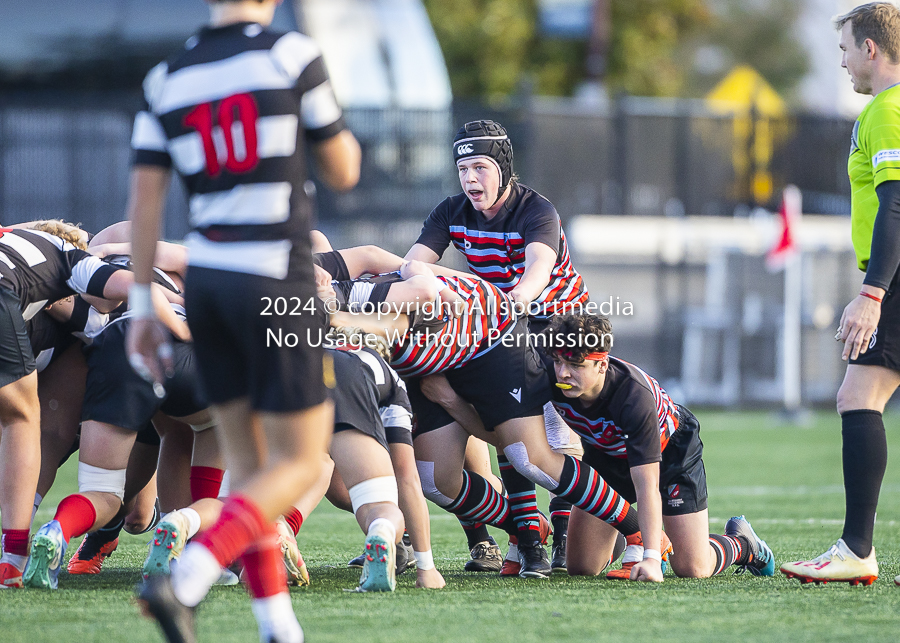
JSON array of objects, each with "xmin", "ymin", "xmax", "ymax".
[{"xmin": 2, "ymin": 411, "xmax": 899, "ymax": 642}]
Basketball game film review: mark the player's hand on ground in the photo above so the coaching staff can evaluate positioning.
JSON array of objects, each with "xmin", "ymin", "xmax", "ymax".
[
  {"xmin": 630, "ymin": 558, "xmax": 664, "ymax": 583},
  {"xmin": 415, "ymin": 567, "xmax": 446, "ymax": 589},
  {"xmin": 838, "ymin": 294, "xmax": 882, "ymax": 361},
  {"xmin": 126, "ymin": 317, "xmax": 173, "ymax": 394}
]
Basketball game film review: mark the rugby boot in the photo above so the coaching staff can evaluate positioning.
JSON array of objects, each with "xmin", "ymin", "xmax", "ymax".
[
  {"xmin": 464, "ymin": 540, "xmax": 503, "ymax": 572},
  {"xmin": 551, "ymin": 532, "xmax": 567, "ymax": 572},
  {"xmin": 725, "ymin": 515, "xmax": 775, "ymax": 576},
  {"xmin": 143, "ymin": 511, "xmax": 189, "ymax": 578},
  {"xmin": 499, "ymin": 537, "xmax": 520, "ymax": 576},
  {"xmin": 137, "ymin": 574, "xmax": 196, "ymax": 643},
  {"xmin": 347, "ymin": 552, "xmax": 365, "ymax": 569},
  {"xmin": 0, "ymin": 561, "xmax": 25, "ymax": 589},
  {"xmin": 67, "ymin": 532, "xmax": 118, "ymax": 574},
  {"xmin": 358, "ymin": 533, "xmax": 396, "ymax": 592},
  {"xmin": 275, "ymin": 516, "xmax": 309, "ymax": 586},
  {"xmin": 781, "ymin": 538, "xmax": 877, "ymax": 586},
  {"xmin": 23, "ymin": 520, "xmax": 67, "ymax": 589},
  {"xmin": 518, "ymin": 540, "xmax": 552, "ymax": 579},
  {"xmin": 606, "ymin": 531, "xmax": 673, "ymax": 580},
  {"xmin": 395, "ymin": 531, "xmax": 415, "ymax": 575}
]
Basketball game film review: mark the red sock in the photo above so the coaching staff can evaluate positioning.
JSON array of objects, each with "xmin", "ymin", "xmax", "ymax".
[
  {"xmin": 283, "ymin": 507, "xmax": 303, "ymax": 536},
  {"xmin": 190, "ymin": 466, "xmax": 224, "ymax": 502},
  {"xmin": 193, "ymin": 494, "xmax": 268, "ymax": 568},
  {"xmin": 53, "ymin": 494, "xmax": 98, "ymax": 543},
  {"xmin": 240, "ymin": 529, "xmax": 287, "ymax": 598},
  {"xmin": 1, "ymin": 529, "xmax": 30, "ymax": 557}
]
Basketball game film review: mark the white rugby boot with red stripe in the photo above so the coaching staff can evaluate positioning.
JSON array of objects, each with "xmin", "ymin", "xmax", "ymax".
[{"xmin": 781, "ymin": 539, "xmax": 878, "ymax": 586}]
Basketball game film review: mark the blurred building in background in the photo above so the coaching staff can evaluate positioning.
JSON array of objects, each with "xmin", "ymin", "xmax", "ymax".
[{"xmin": 0, "ymin": 0, "xmax": 870, "ymax": 408}]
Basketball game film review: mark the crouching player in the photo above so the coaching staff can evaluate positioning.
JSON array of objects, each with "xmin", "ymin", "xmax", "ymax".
[{"xmin": 542, "ymin": 314, "xmax": 775, "ymax": 581}]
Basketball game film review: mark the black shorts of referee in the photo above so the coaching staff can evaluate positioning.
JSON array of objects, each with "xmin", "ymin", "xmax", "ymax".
[
  {"xmin": 409, "ymin": 317, "xmax": 551, "ymax": 437},
  {"xmin": 81, "ymin": 317, "xmax": 206, "ymax": 432},
  {"xmin": 328, "ymin": 348, "xmax": 390, "ymax": 451},
  {"xmin": 851, "ymin": 267, "xmax": 900, "ymax": 371}
]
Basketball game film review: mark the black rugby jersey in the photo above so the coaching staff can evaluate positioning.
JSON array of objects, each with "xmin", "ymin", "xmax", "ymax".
[
  {"xmin": 340, "ymin": 346, "xmax": 412, "ymax": 431},
  {"xmin": 0, "ymin": 229, "xmax": 121, "ymax": 320},
  {"xmin": 415, "ymin": 182, "xmax": 589, "ymax": 318},
  {"xmin": 131, "ymin": 21, "xmax": 347, "ymax": 279},
  {"xmin": 549, "ymin": 356, "xmax": 679, "ymax": 467}
]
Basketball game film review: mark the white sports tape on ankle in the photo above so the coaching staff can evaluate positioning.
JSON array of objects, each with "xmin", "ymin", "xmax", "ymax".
[
  {"xmin": 348, "ymin": 476, "xmax": 398, "ymax": 514},
  {"xmin": 190, "ymin": 419, "xmax": 216, "ymax": 433},
  {"xmin": 78, "ymin": 462, "xmax": 126, "ymax": 501},
  {"xmin": 415, "ymin": 461, "xmax": 453, "ymax": 507},
  {"xmin": 503, "ymin": 442, "xmax": 560, "ymax": 490}
]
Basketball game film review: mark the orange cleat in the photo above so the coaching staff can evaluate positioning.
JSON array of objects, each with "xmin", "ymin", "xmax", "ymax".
[
  {"xmin": 67, "ymin": 536, "xmax": 119, "ymax": 575},
  {"xmin": 0, "ymin": 561, "xmax": 24, "ymax": 589},
  {"xmin": 606, "ymin": 531, "xmax": 672, "ymax": 580}
]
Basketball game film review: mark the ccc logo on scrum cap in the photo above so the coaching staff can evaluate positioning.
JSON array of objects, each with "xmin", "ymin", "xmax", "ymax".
[{"xmin": 457, "ymin": 144, "xmax": 473, "ymax": 155}]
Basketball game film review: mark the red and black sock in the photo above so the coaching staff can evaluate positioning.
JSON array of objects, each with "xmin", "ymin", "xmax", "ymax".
[
  {"xmin": 445, "ymin": 470, "xmax": 516, "ymax": 537},
  {"xmin": 282, "ymin": 507, "xmax": 303, "ymax": 537},
  {"xmin": 240, "ymin": 529, "xmax": 287, "ymax": 599},
  {"xmin": 458, "ymin": 520, "xmax": 494, "ymax": 549},
  {"xmin": 497, "ymin": 454, "xmax": 541, "ymax": 543},
  {"xmin": 549, "ymin": 495, "xmax": 572, "ymax": 537},
  {"xmin": 841, "ymin": 410, "xmax": 887, "ymax": 558},
  {"xmin": 552, "ymin": 455, "xmax": 639, "ymax": 535}
]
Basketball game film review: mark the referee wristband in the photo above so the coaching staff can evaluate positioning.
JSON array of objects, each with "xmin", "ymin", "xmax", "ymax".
[
  {"xmin": 860, "ymin": 291, "xmax": 883, "ymax": 304},
  {"xmin": 413, "ymin": 550, "xmax": 435, "ymax": 571},
  {"xmin": 643, "ymin": 548, "xmax": 662, "ymax": 563},
  {"xmin": 128, "ymin": 284, "xmax": 155, "ymax": 319}
]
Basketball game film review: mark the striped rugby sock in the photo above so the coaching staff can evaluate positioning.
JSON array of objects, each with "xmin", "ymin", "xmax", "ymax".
[
  {"xmin": 498, "ymin": 454, "xmax": 541, "ymax": 538},
  {"xmin": 552, "ymin": 455, "xmax": 639, "ymax": 535},
  {"xmin": 708, "ymin": 534, "xmax": 749, "ymax": 575},
  {"xmin": 445, "ymin": 470, "xmax": 516, "ymax": 536}
]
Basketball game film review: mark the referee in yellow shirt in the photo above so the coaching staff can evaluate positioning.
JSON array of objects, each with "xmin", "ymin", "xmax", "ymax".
[{"xmin": 782, "ymin": 2, "xmax": 900, "ymax": 587}]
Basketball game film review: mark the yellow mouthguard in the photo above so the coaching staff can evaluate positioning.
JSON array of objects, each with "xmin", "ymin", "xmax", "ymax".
[{"xmin": 555, "ymin": 383, "xmax": 573, "ymax": 390}]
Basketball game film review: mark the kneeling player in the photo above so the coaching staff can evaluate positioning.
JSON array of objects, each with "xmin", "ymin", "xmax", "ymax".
[{"xmin": 543, "ymin": 314, "xmax": 775, "ymax": 581}]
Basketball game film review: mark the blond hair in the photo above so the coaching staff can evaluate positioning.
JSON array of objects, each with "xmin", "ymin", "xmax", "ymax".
[
  {"xmin": 29, "ymin": 220, "xmax": 89, "ymax": 250},
  {"xmin": 326, "ymin": 326, "xmax": 392, "ymax": 362},
  {"xmin": 835, "ymin": 2, "xmax": 900, "ymax": 63}
]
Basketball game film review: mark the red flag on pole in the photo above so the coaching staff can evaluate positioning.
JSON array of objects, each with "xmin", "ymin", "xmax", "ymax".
[{"xmin": 766, "ymin": 184, "xmax": 801, "ymax": 271}]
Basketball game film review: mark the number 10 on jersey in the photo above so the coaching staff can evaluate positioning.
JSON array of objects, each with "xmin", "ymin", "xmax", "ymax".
[{"xmin": 183, "ymin": 93, "xmax": 260, "ymax": 177}]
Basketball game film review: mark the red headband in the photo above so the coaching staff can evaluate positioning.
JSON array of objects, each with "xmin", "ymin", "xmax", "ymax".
[{"xmin": 560, "ymin": 351, "xmax": 608, "ymax": 362}]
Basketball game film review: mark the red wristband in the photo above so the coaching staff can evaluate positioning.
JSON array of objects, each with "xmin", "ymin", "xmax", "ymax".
[{"xmin": 860, "ymin": 291, "xmax": 883, "ymax": 304}]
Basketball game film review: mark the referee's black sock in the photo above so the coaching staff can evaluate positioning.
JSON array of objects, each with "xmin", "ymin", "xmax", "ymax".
[{"xmin": 840, "ymin": 410, "xmax": 887, "ymax": 558}]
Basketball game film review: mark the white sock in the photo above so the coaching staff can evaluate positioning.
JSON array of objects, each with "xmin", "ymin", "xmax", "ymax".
[
  {"xmin": 171, "ymin": 543, "xmax": 222, "ymax": 607},
  {"xmin": 0, "ymin": 552, "xmax": 28, "ymax": 570},
  {"xmin": 32, "ymin": 493, "xmax": 43, "ymax": 522},
  {"xmin": 251, "ymin": 592, "xmax": 304, "ymax": 643},
  {"xmin": 622, "ymin": 544, "xmax": 644, "ymax": 564},
  {"xmin": 367, "ymin": 518, "xmax": 397, "ymax": 544}
]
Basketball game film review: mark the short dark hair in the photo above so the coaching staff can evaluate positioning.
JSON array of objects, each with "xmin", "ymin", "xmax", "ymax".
[
  {"xmin": 834, "ymin": 2, "xmax": 900, "ymax": 63},
  {"xmin": 541, "ymin": 314, "xmax": 614, "ymax": 363}
]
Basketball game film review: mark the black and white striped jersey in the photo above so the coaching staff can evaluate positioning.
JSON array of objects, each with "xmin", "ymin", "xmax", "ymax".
[
  {"xmin": 131, "ymin": 21, "xmax": 347, "ymax": 279},
  {"xmin": 341, "ymin": 346, "xmax": 413, "ymax": 432},
  {"xmin": 0, "ymin": 228, "xmax": 121, "ymax": 321}
]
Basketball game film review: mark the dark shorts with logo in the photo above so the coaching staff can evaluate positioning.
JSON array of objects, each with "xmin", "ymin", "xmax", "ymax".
[
  {"xmin": 580, "ymin": 405, "xmax": 708, "ymax": 517},
  {"xmin": 850, "ymin": 269, "xmax": 900, "ymax": 372},
  {"xmin": 408, "ymin": 318, "xmax": 551, "ymax": 436}
]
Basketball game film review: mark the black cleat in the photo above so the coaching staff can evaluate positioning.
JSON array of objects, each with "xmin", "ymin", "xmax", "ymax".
[
  {"xmin": 347, "ymin": 552, "xmax": 365, "ymax": 569},
  {"xmin": 464, "ymin": 541, "xmax": 503, "ymax": 572},
  {"xmin": 518, "ymin": 540, "xmax": 551, "ymax": 579},
  {"xmin": 137, "ymin": 574, "xmax": 196, "ymax": 643},
  {"xmin": 551, "ymin": 533, "xmax": 567, "ymax": 572}
]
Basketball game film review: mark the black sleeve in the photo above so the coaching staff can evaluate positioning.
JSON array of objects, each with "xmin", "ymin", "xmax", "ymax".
[
  {"xmin": 314, "ymin": 251, "xmax": 351, "ymax": 281},
  {"xmin": 610, "ymin": 383, "xmax": 663, "ymax": 468},
  {"xmin": 864, "ymin": 180, "xmax": 900, "ymax": 290},
  {"xmin": 414, "ymin": 200, "xmax": 453, "ymax": 258},
  {"xmin": 64, "ymin": 249, "xmax": 124, "ymax": 297},
  {"xmin": 520, "ymin": 199, "xmax": 561, "ymax": 255}
]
